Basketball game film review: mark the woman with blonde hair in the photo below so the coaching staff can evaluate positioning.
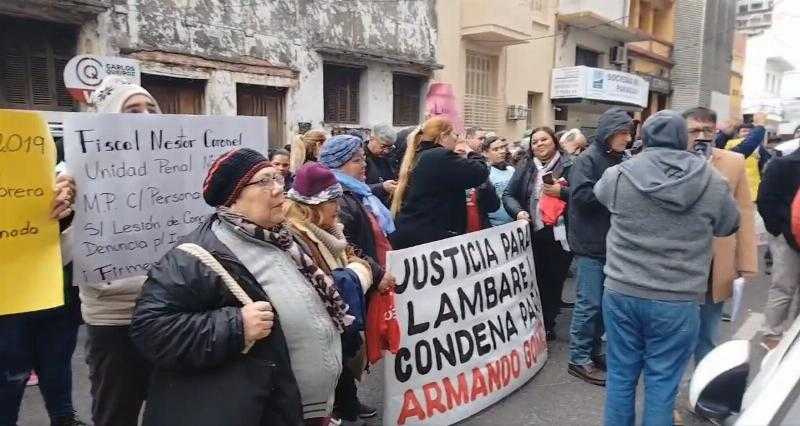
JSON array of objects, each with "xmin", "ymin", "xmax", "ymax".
[
  {"xmin": 390, "ymin": 116, "xmax": 489, "ymax": 249},
  {"xmin": 290, "ymin": 129, "xmax": 328, "ymax": 173}
]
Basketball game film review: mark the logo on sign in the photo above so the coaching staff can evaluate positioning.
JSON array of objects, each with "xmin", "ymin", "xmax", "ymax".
[
  {"xmin": 592, "ymin": 70, "xmax": 604, "ymax": 90},
  {"xmin": 64, "ymin": 55, "xmax": 141, "ymax": 103},
  {"xmin": 76, "ymin": 57, "xmax": 104, "ymax": 87}
]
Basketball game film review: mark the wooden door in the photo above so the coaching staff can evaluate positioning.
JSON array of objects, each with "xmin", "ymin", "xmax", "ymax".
[
  {"xmin": 140, "ymin": 74, "xmax": 205, "ymax": 115},
  {"xmin": 237, "ymin": 84, "xmax": 286, "ymax": 149}
]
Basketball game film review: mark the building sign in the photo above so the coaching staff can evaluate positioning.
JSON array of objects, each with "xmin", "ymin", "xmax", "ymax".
[
  {"xmin": 382, "ymin": 220, "xmax": 547, "ymax": 425},
  {"xmin": 64, "ymin": 113, "xmax": 268, "ymax": 284},
  {"xmin": 551, "ymin": 66, "xmax": 649, "ymax": 108},
  {"xmin": 64, "ymin": 55, "xmax": 141, "ymax": 103}
]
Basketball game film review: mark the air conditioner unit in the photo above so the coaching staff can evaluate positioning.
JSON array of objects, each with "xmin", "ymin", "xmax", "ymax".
[
  {"xmin": 506, "ymin": 105, "xmax": 529, "ymax": 121},
  {"xmin": 610, "ymin": 46, "xmax": 627, "ymax": 65}
]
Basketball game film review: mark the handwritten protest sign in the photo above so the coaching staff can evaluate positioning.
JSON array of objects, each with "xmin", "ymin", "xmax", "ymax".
[
  {"xmin": 64, "ymin": 113, "xmax": 268, "ymax": 284},
  {"xmin": 383, "ymin": 221, "xmax": 547, "ymax": 425},
  {"xmin": 0, "ymin": 110, "xmax": 63, "ymax": 315}
]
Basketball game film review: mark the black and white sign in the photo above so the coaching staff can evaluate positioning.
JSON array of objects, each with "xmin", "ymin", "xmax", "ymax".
[{"xmin": 64, "ymin": 113, "xmax": 268, "ymax": 284}]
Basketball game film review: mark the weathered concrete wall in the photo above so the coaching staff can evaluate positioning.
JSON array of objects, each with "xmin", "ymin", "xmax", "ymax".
[{"xmin": 72, "ymin": 0, "xmax": 437, "ymax": 140}]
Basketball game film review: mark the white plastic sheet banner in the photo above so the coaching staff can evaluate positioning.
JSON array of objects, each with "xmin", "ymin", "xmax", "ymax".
[
  {"xmin": 383, "ymin": 220, "xmax": 548, "ymax": 425},
  {"xmin": 64, "ymin": 113, "xmax": 268, "ymax": 284}
]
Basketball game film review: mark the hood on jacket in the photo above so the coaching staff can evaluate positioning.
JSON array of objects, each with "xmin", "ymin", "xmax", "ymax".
[
  {"xmin": 594, "ymin": 107, "xmax": 633, "ymax": 151},
  {"xmin": 619, "ymin": 110, "xmax": 711, "ymax": 212},
  {"xmin": 642, "ymin": 110, "xmax": 688, "ymax": 150}
]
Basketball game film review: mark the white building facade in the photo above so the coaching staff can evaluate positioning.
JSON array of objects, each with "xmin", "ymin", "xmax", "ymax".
[
  {"xmin": 551, "ymin": 0, "xmax": 650, "ymax": 135},
  {"xmin": 0, "ymin": 0, "xmax": 439, "ymax": 147}
]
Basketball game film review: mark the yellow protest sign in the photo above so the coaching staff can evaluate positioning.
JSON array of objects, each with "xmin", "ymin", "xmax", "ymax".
[{"xmin": 0, "ymin": 110, "xmax": 63, "ymax": 315}]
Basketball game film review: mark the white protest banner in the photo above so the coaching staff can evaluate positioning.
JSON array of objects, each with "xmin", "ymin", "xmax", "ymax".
[
  {"xmin": 64, "ymin": 113, "xmax": 268, "ymax": 284},
  {"xmin": 383, "ymin": 220, "xmax": 548, "ymax": 425}
]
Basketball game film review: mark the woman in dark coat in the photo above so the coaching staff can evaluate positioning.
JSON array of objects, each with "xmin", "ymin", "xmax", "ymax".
[
  {"xmin": 503, "ymin": 126, "xmax": 573, "ymax": 341},
  {"xmin": 390, "ymin": 116, "xmax": 489, "ymax": 249},
  {"xmin": 131, "ymin": 148, "xmax": 353, "ymax": 426}
]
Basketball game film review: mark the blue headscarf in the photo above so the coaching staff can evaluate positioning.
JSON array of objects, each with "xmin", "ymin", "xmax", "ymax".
[
  {"xmin": 319, "ymin": 134, "xmax": 363, "ymax": 169},
  {"xmin": 320, "ymin": 134, "xmax": 396, "ymax": 234},
  {"xmin": 330, "ymin": 169, "xmax": 396, "ymax": 235}
]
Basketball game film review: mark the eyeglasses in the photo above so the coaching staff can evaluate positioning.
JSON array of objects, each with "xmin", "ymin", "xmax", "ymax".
[
  {"xmin": 688, "ymin": 127, "xmax": 716, "ymax": 137},
  {"xmin": 242, "ymin": 174, "xmax": 285, "ymax": 190}
]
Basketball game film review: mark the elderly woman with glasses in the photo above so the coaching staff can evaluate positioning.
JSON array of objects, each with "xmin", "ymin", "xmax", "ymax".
[{"xmin": 132, "ymin": 148, "xmax": 353, "ymax": 426}]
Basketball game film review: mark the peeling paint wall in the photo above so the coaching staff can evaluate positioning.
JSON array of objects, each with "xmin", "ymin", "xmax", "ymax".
[{"xmin": 66, "ymin": 0, "xmax": 437, "ymax": 141}]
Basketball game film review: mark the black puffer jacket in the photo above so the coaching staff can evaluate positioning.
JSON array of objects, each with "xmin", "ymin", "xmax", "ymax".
[
  {"xmin": 392, "ymin": 141, "xmax": 489, "ymax": 249},
  {"xmin": 338, "ymin": 190, "xmax": 385, "ymax": 283},
  {"xmin": 474, "ymin": 176, "xmax": 501, "ymax": 229},
  {"xmin": 503, "ymin": 153, "xmax": 573, "ymax": 221},
  {"xmin": 365, "ymin": 146, "xmax": 398, "ymax": 207},
  {"xmin": 567, "ymin": 108, "xmax": 632, "ymax": 258},
  {"xmin": 758, "ymin": 149, "xmax": 800, "ymax": 252},
  {"xmin": 131, "ymin": 217, "xmax": 303, "ymax": 426}
]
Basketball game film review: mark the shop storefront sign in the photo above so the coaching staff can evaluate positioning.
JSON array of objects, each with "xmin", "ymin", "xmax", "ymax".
[{"xmin": 551, "ymin": 66, "xmax": 649, "ymax": 108}]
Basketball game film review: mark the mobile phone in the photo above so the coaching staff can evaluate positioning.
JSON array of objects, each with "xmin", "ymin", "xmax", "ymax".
[{"xmin": 542, "ymin": 171, "xmax": 554, "ymax": 185}]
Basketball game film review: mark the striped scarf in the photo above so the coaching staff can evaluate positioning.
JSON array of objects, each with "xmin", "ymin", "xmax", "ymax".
[{"xmin": 216, "ymin": 207, "xmax": 352, "ymax": 332}]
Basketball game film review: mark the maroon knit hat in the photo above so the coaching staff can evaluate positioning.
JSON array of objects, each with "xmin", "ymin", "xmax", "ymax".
[
  {"xmin": 286, "ymin": 162, "xmax": 343, "ymax": 205},
  {"xmin": 202, "ymin": 148, "xmax": 269, "ymax": 207}
]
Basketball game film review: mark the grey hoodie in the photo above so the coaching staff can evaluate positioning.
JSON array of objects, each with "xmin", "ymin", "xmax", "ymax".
[{"xmin": 594, "ymin": 110, "xmax": 740, "ymax": 301}]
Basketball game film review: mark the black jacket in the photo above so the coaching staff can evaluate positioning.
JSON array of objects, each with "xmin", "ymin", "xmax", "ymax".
[
  {"xmin": 475, "ymin": 176, "xmax": 501, "ymax": 229},
  {"xmin": 503, "ymin": 154, "xmax": 573, "ymax": 222},
  {"xmin": 758, "ymin": 150, "xmax": 800, "ymax": 252},
  {"xmin": 365, "ymin": 146, "xmax": 398, "ymax": 207},
  {"xmin": 392, "ymin": 142, "xmax": 489, "ymax": 249},
  {"xmin": 131, "ymin": 217, "xmax": 303, "ymax": 426},
  {"xmin": 567, "ymin": 108, "xmax": 632, "ymax": 258},
  {"xmin": 338, "ymin": 190, "xmax": 386, "ymax": 283}
]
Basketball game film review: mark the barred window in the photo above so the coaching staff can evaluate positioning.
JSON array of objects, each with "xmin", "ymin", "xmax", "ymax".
[{"xmin": 464, "ymin": 51, "xmax": 499, "ymax": 131}]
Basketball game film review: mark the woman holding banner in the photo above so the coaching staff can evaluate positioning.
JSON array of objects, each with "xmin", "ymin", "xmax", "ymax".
[
  {"xmin": 132, "ymin": 148, "xmax": 357, "ymax": 426},
  {"xmin": 390, "ymin": 116, "xmax": 489, "ymax": 249},
  {"xmin": 502, "ymin": 126, "xmax": 573, "ymax": 341},
  {"xmin": 317, "ymin": 135, "xmax": 399, "ymax": 423},
  {"xmin": 284, "ymin": 161, "xmax": 389, "ymax": 425}
]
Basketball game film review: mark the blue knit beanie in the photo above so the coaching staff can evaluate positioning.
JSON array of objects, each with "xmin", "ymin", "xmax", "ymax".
[{"xmin": 319, "ymin": 134, "xmax": 362, "ymax": 169}]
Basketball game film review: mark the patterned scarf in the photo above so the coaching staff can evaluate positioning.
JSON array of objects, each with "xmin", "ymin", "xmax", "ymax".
[{"xmin": 216, "ymin": 207, "xmax": 352, "ymax": 332}]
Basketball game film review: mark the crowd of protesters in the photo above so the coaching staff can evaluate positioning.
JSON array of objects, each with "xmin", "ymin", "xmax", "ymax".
[{"xmin": 2, "ymin": 74, "xmax": 800, "ymax": 426}]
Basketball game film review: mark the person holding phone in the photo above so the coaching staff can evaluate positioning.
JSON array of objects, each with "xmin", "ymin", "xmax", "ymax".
[{"xmin": 502, "ymin": 127, "xmax": 573, "ymax": 342}]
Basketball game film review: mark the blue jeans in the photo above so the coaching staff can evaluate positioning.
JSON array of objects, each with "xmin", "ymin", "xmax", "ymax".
[
  {"xmin": 0, "ymin": 309, "xmax": 80, "ymax": 424},
  {"xmin": 603, "ymin": 289, "xmax": 700, "ymax": 426},
  {"xmin": 569, "ymin": 256, "xmax": 606, "ymax": 365},
  {"xmin": 695, "ymin": 300, "xmax": 724, "ymax": 364}
]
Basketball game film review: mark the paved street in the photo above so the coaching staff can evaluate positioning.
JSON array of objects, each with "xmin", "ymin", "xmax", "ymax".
[{"xmin": 20, "ymin": 251, "xmax": 775, "ymax": 426}]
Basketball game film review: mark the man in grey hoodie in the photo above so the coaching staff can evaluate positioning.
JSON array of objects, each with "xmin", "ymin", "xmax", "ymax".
[{"xmin": 594, "ymin": 110, "xmax": 740, "ymax": 426}]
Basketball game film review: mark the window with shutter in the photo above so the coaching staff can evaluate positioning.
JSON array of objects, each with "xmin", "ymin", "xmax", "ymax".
[
  {"xmin": 0, "ymin": 16, "xmax": 76, "ymax": 111},
  {"xmin": 141, "ymin": 74, "xmax": 206, "ymax": 115},
  {"xmin": 324, "ymin": 64, "xmax": 361, "ymax": 124},
  {"xmin": 393, "ymin": 74, "xmax": 423, "ymax": 126}
]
